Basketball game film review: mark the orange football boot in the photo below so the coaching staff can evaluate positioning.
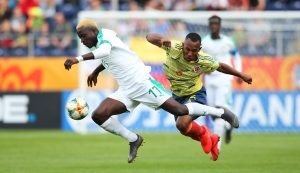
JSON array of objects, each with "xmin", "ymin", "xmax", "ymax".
[
  {"xmin": 199, "ymin": 126, "xmax": 212, "ymax": 154},
  {"xmin": 210, "ymin": 134, "xmax": 220, "ymax": 161}
]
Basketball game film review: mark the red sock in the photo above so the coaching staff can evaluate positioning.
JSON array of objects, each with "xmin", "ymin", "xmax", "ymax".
[{"xmin": 184, "ymin": 122, "xmax": 206, "ymax": 142}]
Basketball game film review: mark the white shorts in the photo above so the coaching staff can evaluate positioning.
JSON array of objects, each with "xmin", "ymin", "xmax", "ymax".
[
  {"xmin": 108, "ymin": 77, "xmax": 171, "ymax": 111},
  {"xmin": 205, "ymin": 84, "xmax": 233, "ymax": 109}
]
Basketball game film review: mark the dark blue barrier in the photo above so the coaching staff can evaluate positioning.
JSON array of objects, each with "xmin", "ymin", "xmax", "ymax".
[{"xmin": 0, "ymin": 92, "xmax": 61, "ymax": 129}]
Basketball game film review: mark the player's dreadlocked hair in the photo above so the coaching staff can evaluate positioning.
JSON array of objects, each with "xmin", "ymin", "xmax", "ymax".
[
  {"xmin": 209, "ymin": 15, "xmax": 222, "ymax": 24},
  {"xmin": 76, "ymin": 19, "xmax": 98, "ymax": 31},
  {"xmin": 185, "ymin": 33, "xmax": 201, "ymax": 43}
]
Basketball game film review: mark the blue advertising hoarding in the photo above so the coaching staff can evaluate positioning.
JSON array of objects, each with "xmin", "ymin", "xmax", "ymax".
[{"xmin": 61, "ymin": 90, "xmax": 300, "ymax": 133}]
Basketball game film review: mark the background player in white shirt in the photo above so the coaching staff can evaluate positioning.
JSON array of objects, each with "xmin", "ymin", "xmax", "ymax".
[
  {"xmin": 202, "ymin": 15, "xmax": 243, "ymax": 151},
  {"xmin": 64, "ymin": 20, "xmax": 240, "ymax": 163}
]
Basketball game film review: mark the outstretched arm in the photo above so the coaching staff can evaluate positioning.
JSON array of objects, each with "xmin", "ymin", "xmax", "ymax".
[
  {"xmin": 64, "ymin": 43, "xmax": 111, "ymax": 70},
  {"xmin": 217, "ymin": 62, "xmax": 252, "ymax": 84},
  {"xmin": 146, "ymin": 33, "xmax": 171, "ymax": 48},
  {"xmin": 87, "ymin": 64, "xmax": 106, "ymax": 87}
]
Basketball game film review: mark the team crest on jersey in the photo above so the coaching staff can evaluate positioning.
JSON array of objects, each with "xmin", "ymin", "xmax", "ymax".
[
  {"xmin": 176, "ymin": 70, "xmax": 183, "ymax": 76},
  {"xmin": 194, "ymin": 65, "xmax": 201, "ymax": 73}
]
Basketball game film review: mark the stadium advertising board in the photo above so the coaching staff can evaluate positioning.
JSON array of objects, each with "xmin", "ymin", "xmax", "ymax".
[
  {"xmin": 232, "ymin": 57, "xmax": 300, "ymax": 90},
  {"xmin": 0, "ymin": 58, "xmax": 78, "ymax": 91},
  {"xmin": 1, "ymin": 57, "xmax": 298, "ymax": 91},
  {"xmin": 62, "ymin": 90, "xmax": 300, "ymax": 133},
  {"xmin": 0, "ymin": 92, "xmax": 61, "ymax": 129}
]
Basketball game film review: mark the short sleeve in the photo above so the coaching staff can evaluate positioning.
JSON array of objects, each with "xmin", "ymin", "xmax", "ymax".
[
  {"xmin": 162, "ymin": 40, "xmax": 182, "ymax": 60},
  {"xmin": 198, "ymin": 53, "xmax": 219, "ymax": 73},
  {"xmin": 205, "ymin": 59, "xmax": 219, "ymax": 73},
  {"xmin": 92, "ymin": 43, "xmax": 112, "ymax": 59}
]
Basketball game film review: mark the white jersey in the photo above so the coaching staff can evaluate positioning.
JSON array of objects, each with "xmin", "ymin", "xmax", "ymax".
[
  {"xmin": 89, "ymin": 28, "xmax": 151, "ymax": 97},
  {"xmin": 202, "ymin": 34, "xmax": 241, "ymax": 86}
]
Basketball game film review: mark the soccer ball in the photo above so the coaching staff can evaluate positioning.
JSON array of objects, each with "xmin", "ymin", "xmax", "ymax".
[{"xmin": 66, "ymin": 97, "xmax": 89, "ymax": 120}]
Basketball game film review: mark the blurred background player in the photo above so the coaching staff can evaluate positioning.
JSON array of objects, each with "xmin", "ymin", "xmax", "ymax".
[
  {"xmin": 146, "ymin": 32, "xmax": 252, "ymax": 161},
  {"xmin": 202, "ymin": 15, "xmax": 243, "ymax": 151}
]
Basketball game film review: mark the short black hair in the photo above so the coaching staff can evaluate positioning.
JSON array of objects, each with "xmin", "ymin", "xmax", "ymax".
[
  {"xmin": 209, "ymin": 15, "xmax": 221, "ymax": 24},
  {"xmin": 185, "ymin": 33, "xmax": 201, "ymax": 43}
]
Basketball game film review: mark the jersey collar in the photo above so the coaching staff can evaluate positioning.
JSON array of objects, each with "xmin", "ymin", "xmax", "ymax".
[
  {"xmin": 190, "ymin": 58, "xmax": 199, "ymax": 63},
  {"xmin": 210, "ymin": 34, "xmax": 223, "ymax": 40},
  {"xmin": 90, "ymin": 29, "xmax": 103, "ymax": 50}
]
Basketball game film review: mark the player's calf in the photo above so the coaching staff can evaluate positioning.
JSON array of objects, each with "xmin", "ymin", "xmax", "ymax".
[{"xmin": 92, "ymin": 98, "xmax": 128, "ymax": 125}]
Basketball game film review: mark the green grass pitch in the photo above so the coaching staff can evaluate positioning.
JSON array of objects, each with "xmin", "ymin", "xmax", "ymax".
[{"xmin": 0, "ymin": 130, "xmax": 299, "ymax": 173}]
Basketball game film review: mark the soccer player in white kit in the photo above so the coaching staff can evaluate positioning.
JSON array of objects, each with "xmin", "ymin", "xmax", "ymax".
[
  {"xmin": 64, "ymin": 20, "xmax": 240, "ymax": 163},
  {"xmin": 202, "ymin": 15, "xmax": 242, "ymax": 151}
]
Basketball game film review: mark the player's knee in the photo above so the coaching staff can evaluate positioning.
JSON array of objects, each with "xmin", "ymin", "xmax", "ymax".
[
  {"xmin": 176, "ymin": 121, "xmax": 189, "ymax": 134},
  {"xmin": 173, "ymin": 106, "xmax": 189, "ymax": 117},
  {"xmin": 91, "ymin": 111, "xmax": 102, "ymax": 124},
  {"xmin": 92, "ymin": 109, "xmax": 110, "ymax": 125}
]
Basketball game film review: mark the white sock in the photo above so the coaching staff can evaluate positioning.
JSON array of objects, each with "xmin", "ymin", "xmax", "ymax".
[
  {"xmin": 185, "ymin": 103, "xmax": 224, "ymax": 117},
  {"xmin": 214, "ymin": 118, "xmax": 225, "ymax": 151},
  {"xmin": 100, "ymin": 115, "xmax": 138, "ymax": 142},
  {"xmin": 225, "ymin": 121, "xmax": 232, "ymax": 130}
]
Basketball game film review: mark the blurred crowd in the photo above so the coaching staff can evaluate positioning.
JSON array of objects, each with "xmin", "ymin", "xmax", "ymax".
[{"xmin": 0, "ymin": 0, "xmax": 300, "ymax": 57}]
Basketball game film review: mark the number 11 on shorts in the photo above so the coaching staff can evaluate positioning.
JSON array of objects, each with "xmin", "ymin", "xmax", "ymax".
[{"xmin": 148, "ymin": 86, "xmax": 164, "ymax": 98}]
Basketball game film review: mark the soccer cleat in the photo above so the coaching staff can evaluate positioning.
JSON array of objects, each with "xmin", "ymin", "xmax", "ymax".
[
  {"xmin": 199, "ymin": 126, "xmax": 212, "ymax": 154},
  {"xmin": 219, "ymin": 107, "xmax": 239, "ymax": 128},
  {"xmin": 128, "ymin": 134, "xmax": 144, "ymax": 163},
  {"xmin": 210, "ymin": 134, "xmax": 220, "ymax": 161},
  {"xmin": 225, "ymin": 127, "xmax": 233, "ymax": 144}
]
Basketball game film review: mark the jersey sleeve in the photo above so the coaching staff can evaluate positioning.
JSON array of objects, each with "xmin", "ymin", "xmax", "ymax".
[
  {"xmin": 198, "ymin": 52, "xmax": 219, "ymax": 73},
  {"xmin": 91, "ymin": 30, "xmax": 114, "ymax": 59},
  {"xmin": 161, "ymin": 40, "xmax": 182, "ymax": 60},
  {"xmin": 92, "ymin": 43, "xmax": 111, "ymax": 59}
]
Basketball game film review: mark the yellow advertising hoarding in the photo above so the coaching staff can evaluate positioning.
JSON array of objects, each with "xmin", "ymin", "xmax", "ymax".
[
  {"xmin": 0, "ymin": 58, "xmax": 78, "ymax": 91},
  {"xmin": 1, "ymin": 49, "xmax": 299, "ymax": 91}
]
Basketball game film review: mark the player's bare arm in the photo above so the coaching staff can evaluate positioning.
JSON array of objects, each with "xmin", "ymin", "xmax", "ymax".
[
  {"xmin": 64, "ymin": 52, "xmax": 95, "ymax": 70},
  {"xmin": 217, "ymin": 62, "xmax": 252, "ymax": 84},
  {"xmin": 87, "ymin": 64, "xmax": 106, "ymax": 87},
  {"xmin": 146, "ymin": 33, "xmax": 171, "ymax": 48}
]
